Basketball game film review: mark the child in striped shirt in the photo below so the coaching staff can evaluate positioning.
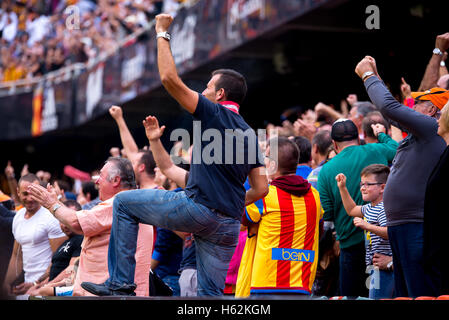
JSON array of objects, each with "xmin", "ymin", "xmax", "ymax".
[{"xmin": 336, "ymin": 164, "xmax": 394, "ymax": 299}]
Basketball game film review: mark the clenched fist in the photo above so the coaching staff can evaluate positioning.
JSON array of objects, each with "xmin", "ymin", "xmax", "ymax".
[
  {"xmin": 155, "ymin": 14, "xmax": 174, "ymax": 33},
  {"xmin": 335, "ymin": 173, "xmax": 347, "ymax": 189},
  {"xmin": 109, "ymin": 105, "xmax": 123, "ymax": 121}
]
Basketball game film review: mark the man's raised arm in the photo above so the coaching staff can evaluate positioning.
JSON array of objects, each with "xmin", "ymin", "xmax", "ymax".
[
  {"xmin": 155, "ymin": 14, "xmax": 199, "ymax": 114},
  {"xmin": 418, "ymin": 33, "xmax": 449, "ymax": 91},
  {"xmin": 143, "ymin": 116, "xmax": 188, "ymax": 188},
  {"xmin": 109, "ymin": 106, "xmax": 139, "ymax": 162}
]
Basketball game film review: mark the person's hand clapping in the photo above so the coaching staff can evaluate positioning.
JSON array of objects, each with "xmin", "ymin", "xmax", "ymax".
[{"xmin": 293, "ymin": 118, "xmax": 317, "ymax": 141}]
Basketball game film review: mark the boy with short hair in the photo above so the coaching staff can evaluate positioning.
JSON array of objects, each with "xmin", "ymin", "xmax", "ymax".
[{"xmin": 336, "ymin": 164, "xmax": 394, "ymax": 299}]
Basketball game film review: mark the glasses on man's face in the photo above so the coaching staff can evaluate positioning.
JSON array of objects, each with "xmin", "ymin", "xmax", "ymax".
[
  {"xmin": 414, "ymin": 99, "xmax": 432, "ymax": 106},
  {"xmin": 359, "ymin": 182, "xmax": 383, "ymax": 188}
]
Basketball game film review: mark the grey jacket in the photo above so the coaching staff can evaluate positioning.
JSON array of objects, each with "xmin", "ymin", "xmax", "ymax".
[{"xmin": 364, "ymin": 76, "xmax": 446, "ymax": 226}]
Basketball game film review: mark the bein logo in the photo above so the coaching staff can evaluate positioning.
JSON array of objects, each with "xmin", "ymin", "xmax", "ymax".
[{"xmin": 271, "ymin": 248, "xmax": 315, "ymax": 262}]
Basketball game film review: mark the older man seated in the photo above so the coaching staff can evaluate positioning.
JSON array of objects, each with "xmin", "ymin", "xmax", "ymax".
[{"xmin": 27, "ymin": 157, "xmax": 154, "ymax": 296}]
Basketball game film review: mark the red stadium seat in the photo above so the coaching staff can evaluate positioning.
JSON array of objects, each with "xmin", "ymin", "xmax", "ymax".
[
  {"xmin": 393, "ymin": 297, "xmax": 413, "ymax": 300},
  {"xmin": 414, "ymin": 296, "xmax": 436, "ymax": 300},
  {"xmin": 436, "ymin": 295, "xmax": 449, "ymax": 300}
]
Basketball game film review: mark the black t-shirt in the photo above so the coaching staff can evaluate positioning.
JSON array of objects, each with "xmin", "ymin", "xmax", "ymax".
[
  {"xmin": 184, "ymin": 94, "xmax": 264, "ymax": 219},
  {"xmin": 49, "ymin": 234, "xmax": 83, "ymax": 281}
]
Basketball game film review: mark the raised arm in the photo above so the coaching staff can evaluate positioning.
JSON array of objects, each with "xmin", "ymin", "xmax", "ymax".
[
  {"xmin": 335, "ymin": 173, "xmax": 363, "ymax": 218},
  {"xmin": 143, "ymin": 116, "xmax": 188, "ymax": 188},
  {"xmin": 418, "ymin": 33, "xmax": 449, "ymax": 91},
  {"xmin": 4, "ymin": 161, "xmax": 20, "ymax": 207},
  {"xmin": 155, "ymin": 14, "xmax": 199, "ymax": 114},
  {"xmin": 356, "ymin": 56, "xmax": 438, "ymax": 138},
  {"xmin": 109, "ymin": 106, "xmax": 140, "ymax": 163}
]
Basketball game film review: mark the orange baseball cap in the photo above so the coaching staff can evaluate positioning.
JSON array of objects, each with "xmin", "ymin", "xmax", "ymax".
[{"xmin": 411, "ymin": 87, "xmax": 449, "ymax": 110}]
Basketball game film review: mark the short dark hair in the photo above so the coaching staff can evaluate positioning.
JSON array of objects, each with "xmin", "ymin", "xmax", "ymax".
[
  {"xmin": 355, "ymin": 101, "xmax": 377, "ymax": 117},
  {"xmin": 291, "ymin": 136, "xmax": 311, "ymax": 164},
  {"xmin": 268, "ymin": 137, "xmax": 299, "ymax": 175},
  {"xmin": 18, "ymin": 173, "xmax": 39, "ymax": 186},
  {"xmin": 82, "ymin": 181, "xmax": 98, "ymax": 200},
  {"xmin": 312, "ymin": 130, "xmax": 332, "ymax": 156},
  {"xmin": 362, "ymin": 111, "xmax": 390, "ymax": 139},
  {"xmin": 361, "ymin": 164, "xmax": 390, "ymax": 184},
  {"xmin": 63, "ymin": 199, "xmax": 82, "ymax": 211},
  {"xmin": 106, "ymin": 157, "xmax": 137, "ymax": 190},
  {"xmin": 138, "ymin": 150, "xmax": 156, "ymax": 177},
  {"xmin": 212, "ymin": 69, "xmax": 247, "ymax": 105}
]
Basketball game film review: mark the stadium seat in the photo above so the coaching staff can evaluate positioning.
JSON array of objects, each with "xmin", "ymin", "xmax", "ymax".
[
  {"xmin": 393, "ymin": 297, "xmax": 413, "ymax": 300},
  {"xmin": 414, "ymin": 296, "xmax": 436, "ymax": 300},
  {"xmin": 436, "ymin": 295, "xmax": 449, "ymax": 300}
]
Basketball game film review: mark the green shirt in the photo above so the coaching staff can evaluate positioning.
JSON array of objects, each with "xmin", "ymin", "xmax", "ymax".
[{"xmin": 317, "ymin": 133, "xmax": 398, "ymax": 249}]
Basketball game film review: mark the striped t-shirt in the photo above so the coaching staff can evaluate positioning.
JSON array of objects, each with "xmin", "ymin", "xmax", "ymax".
[{"xmin": 360, "ymin": 202, "xmax": 392, "ymax": 265}]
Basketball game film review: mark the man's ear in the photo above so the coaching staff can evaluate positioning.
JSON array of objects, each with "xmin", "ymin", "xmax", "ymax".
[
  {"xmin": 332, "ymin": 141, "xmax": 339, "ymax": 153},
  {"xmin": 429, "ymin": 105, "xmax": 438, "ymax": 117},
  {"xmin": 216, "ymin": 88, "xmax": 225, "ymax": 101},
  {"xmin": 138, "ymin": 163, "xmax": 145, "ymax": 173},
  {"xmin": 380, "ymin": 183, "xmax": 386, "ymax": 195},
  {"xmin": 113, "ymin": 175, "xmax": 121, "ymax": 187}
]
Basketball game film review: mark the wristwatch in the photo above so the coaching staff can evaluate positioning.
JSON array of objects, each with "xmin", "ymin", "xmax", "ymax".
[
  {"xmin": 441, "ymin": 61, "xmax": 446, "ymax": 67},
  {"xmin": 433, "ymin": 48, "xmax": 443, "ymax": 56},
  {"xmin": 387, "ymin": 261, "xmax": 393, "ymax": 271},
  {"xmin": 51, "ymin": 203, "xmax": 62, "ymax": 215},
  {"xmin": 156, "ymin": 31, "xmax": 171, "ymax": 41},
  {"xmin": 362, "ymin": 71, "xmax": 374, "ymax": 81}
]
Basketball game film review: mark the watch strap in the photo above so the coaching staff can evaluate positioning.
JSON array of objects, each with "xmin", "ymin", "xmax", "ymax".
[
  {"xmin": 362, "ymin": 71, "xmax": 374, "ymax": 81},
  {"xmin": 433, "ymin": 48, "xmax": 443, "ymax": 56},
  {"xmin": 156, "ymin": 31, "xmax": 171, "ymax": 41},
  {"xmin": 51, "ymin": 203, "xmax": 62, "ymax": 214}
]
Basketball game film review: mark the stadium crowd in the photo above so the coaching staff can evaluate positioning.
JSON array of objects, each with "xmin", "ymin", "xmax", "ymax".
[
  {"xmin": 1, "ymin": 11, "xmax": 449, "ymax": 300},
  {"xmin": 0, "ymin": 0, "xmax": 190, "ymax": 82}
]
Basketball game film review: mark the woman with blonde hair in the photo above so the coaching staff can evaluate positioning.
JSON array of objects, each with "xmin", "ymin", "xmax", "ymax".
[{"xmin": 423, "ymin": 101, "xmax": 449, "ymax": 296}]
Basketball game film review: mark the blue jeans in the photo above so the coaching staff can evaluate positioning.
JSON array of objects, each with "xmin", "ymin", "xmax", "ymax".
[
  {"xmin": 367, "ymin": 267, "xmax": 394, "ymax": 299},
  {"xmin": 161, "ymin": 274, "xmax": 180, "ymax": 296},
  {"xmin": 388, "ymin": 222, "xmax": 439, "ymax": 298},
  {"xmin": 104, "ymin": 189, "xmax": 240, "ymax": 296},
  {"xmin": 339, "ymin": 241, "xmax": 367, "ymax": 297}
]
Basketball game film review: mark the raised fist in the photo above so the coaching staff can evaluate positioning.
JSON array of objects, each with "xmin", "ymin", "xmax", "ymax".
[
  {"xmin": 109, "ymin": 105, "xmax": 123, "ymax": 120},
  {"xmin": 371, "ymin": 123, "xmax": 386, "ymax": 137},
  {"xmin": 335, "ymin": 173, "xmax": 347, "ymax": 189},
  {"xmin": 436, "ymin": 32, "xmax": 449, "ymax": 52},
  {"xmin": 155, "ymin": 14, "xmax": 174, "ymax": 33}
]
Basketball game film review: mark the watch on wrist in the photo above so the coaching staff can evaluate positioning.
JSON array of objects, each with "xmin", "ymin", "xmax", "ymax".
[
  {"xmin": 156, "ymin": 31, "xmax": 171, "ymax": 41},
  {"xmin": 387, "ymin": 261, "xmax": 393, "ymax": 271},
  {"xmin": 441, "ymin": 61, "xmax": 446, "ymax": 67},
  {"xmin": 362, "ymin": 71, "xmax": 374, "ymax": 81},
  {"xmin": 51, "ymin": 203, "xmax": 62, "ymax": 215},
  {"xmin": 433, "ymin": 48, "xmax": 443, "ymax": 56}
]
